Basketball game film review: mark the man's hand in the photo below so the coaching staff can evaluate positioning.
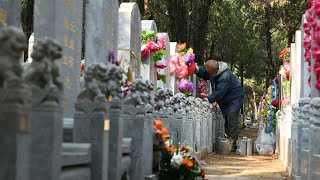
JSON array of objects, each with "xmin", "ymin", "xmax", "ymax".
[{"xmin": 212, "ymin": 102, "xmax": 217, "ymax": 107}]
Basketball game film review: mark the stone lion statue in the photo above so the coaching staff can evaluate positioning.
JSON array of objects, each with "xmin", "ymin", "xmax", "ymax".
[
  {"xmin": 171, "ymin": 92, "xmax": 187, "ymax": 112},
  {"xmin": 124, "ymin": 79, "xmax": 153, "ymax": 107},
  {"xmin": 23, "ymin": 38, "xmax": 63, "ymax": 106},
  {"xmin": 23, "ymin": 38, "xmax": 63, "ymax": 90},
  {"xmin": 154, "ymin": 88, "xmax": 173, "ymax": 111},
  {"xmin": 77, "ymin": 64, "xmax": 123, "ymax": 102},
  {"xmin": 0, "ymin": 27, "xmax": 27, "ymax": 88}
]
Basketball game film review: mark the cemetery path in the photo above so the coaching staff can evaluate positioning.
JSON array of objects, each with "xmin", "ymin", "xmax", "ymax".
[{"xmin": 203, "ymin": 128, "xmax": 289, "ymax": 180}]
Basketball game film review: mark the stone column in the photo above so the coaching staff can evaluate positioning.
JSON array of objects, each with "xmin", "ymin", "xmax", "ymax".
[
  {"xmin": 310, "ymin": 98, "xmax": 320, "ymax": 179},
  {"xmin": 24, "ymin": 38, "xmax": 64, "ymax": 180},
  {"xmin": 0, "ymin": 27, "xmax": 30, "ymax": 180},
  {"xmin": 301, "ymin": 104, "xmax": 311, "ymax": 179}
]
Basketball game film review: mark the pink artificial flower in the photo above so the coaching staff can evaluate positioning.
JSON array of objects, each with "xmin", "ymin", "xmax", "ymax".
[
  {"xmin": 303, "ymin": 36, "xmax": 311, "ymax": 49},
  {"xmin": 156, "ymin": 33, "xmax": 166, "ymax": 50},
  {"xmin": 312, "ymin": 46, "xmax": 320, "ymax": 60},
  {"xmin": 314, "ymin": 61, "xmax": 320, "ymax": 76},
  {"xmin": 141, "ymin": 44, "xmax": 150, "ymax": 57},
  {"xmin": 314, "ymin": 0, "xmax": 320, "ymax": 17},
  {"xmin": 178, "ymin": 64, "xmax": 189, "ymax": 79}
]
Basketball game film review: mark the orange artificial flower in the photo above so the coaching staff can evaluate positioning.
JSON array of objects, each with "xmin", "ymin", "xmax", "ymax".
[
  {"xmin": 178, "ymin": 43, "xmax": 187, "ymax": 52},
  {"xmin": 183, "ymin": 158, "xmax": 193, "ymax": 168},
  {"xmin": 166, "ymin": 146, "xmax": 175, "ymax": 153},
  {"xmin": 154, "ymin": 119, "xmax": 163, "ymax": 130},
  {"xmin": 279, "ymin": 48, "xmax": 290, "ymax": 60}
]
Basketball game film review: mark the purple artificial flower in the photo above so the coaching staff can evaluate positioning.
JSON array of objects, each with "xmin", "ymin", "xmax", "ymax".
[
  {"xmin": 179, "ymin": 79, "xmax": 189, "ymax": 92},
  {"xmin": 187, "ymin": 81, "xmax": 194, "ymax": 92},
  {"xmin": 186, "ymin": 53, "xmax": 195, "ymax": 63},
  {"xmin": 108, "ymin": 51, "xmax": 115, "ymax": 60}
]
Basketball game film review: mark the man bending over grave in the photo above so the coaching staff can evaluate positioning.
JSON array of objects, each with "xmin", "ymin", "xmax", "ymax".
[{"xmin": 191, "ymin": 60, "xmax": 244, "ymax": 152}]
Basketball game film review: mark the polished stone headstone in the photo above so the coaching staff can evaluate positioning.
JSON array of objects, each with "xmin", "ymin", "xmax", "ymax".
[
  {"xmin": 0, "ymin": 0, "xmax": 21, "ymax": 29},
  {"xmin": 85, "ymin": 0, "xmax": 118, "ymax": 67},
  {"xmin": 34, "ymin": 0, "xmax": 83, "ymax": 119},
  {"xmin": 157, "ymin": 33, "xmax": 170, "ymax": 89},
  {"xmin": 169, "ymin": 42, "xmax": 179, "ymax": 94},
  {"xmin": 118, "ymin": 2, "xmax": 141, "ymax": 79}
]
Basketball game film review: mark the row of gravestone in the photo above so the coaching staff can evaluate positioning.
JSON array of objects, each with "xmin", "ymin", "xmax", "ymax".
[
  {"xmin": 0, "ymin": 0, "xmax": 182, "ymax": 121},
  {"xmin": 0, "ymin": 26, "xmax": 223, "ymax": 180},
  {"xmin": 277, "ymin": 98, "xmax": 320, "ymax": 180}
]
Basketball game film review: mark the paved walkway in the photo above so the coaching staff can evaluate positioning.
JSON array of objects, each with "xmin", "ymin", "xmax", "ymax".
[{"xmin": 203, "ymin": 128, "xmax": 289, "ymax": 180}]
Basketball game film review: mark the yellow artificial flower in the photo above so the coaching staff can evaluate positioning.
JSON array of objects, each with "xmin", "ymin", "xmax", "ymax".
[{"xmin": 187, "ymin": 48, "xmax": 193, "ymax": 54}]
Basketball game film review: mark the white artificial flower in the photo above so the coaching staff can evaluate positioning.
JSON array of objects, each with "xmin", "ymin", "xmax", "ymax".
[{"xmin": 170, "ymin": 153, "xmax": 183, "ymax": 168}]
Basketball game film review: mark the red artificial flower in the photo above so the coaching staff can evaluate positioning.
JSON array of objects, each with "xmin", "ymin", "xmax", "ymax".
[
  {"xmin": 272, "ymin": 100, "xmax": 279, "ymax": 108},
  {"xmin": 188, "ymin": 62, "xmax": 196, "ymax": 75},
  {"xmin": 155, "ymin": 60, "xmax": 168, "ymax": 69},
  {"xmin": 275, "ymin": 77, "xmax": 279, "ymax": 84},
  {"xmin": 314, "ymin": 62, "xmax": 320, "ymax": 77},
  {"xmin": 181, "ymin": 147, "xmax": 187, "ymax": 152}
]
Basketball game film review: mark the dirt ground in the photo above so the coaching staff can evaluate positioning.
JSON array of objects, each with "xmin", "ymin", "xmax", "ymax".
[{"xmin": 203, "ymin": 128, "xmax": 289, "ymax": 180}]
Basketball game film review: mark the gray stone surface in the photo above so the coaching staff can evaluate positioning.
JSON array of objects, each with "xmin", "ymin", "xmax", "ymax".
[
  {"xmin": 23, "ymin": 38, "xmax": 64, "ymax": 180},
  {"xmin": 118, "ymin": 2, "xmax": 141, "ymax": 79},
  {"xmin": 108, "ymin": 99, "xmax": 123, "ymax": 180},
  {"xmin": 73, "ymin": 100, "xmax": 109, "ymax": 180},
  {"xmin": 29, "ymin": 105, "xmax": 63, "ymax": 180},
  {"xmin": 122, "ymin": 105, "xmax": 146, "ymax": 180},
  {"xmin": 62, "ymin": 143, "xmax": 91, "ymax": 166},
  {"xmin": 84, "ymin": 0, "xmax": 118, "ymax": 67},
  {"xmin": 0, "ymin": 34, "xmax": 31, "ymax": 179},
  {"xmin": 0, "ymin": 0, "xmax": 21, "ymax": 29},
  {"xmin": 34, "ymin": 0, "xmax": 83, "ymax": 118},
  {"xmin": 60, "ymin": 167, "xmax": 90, "ymax": 180},
  {"xmin": 144, "ymin": 107, "xmax": 154, "ymax": 176},
  {"xmin": 301, "ymin": 104, "xmax": 310, "ymax": 180}
]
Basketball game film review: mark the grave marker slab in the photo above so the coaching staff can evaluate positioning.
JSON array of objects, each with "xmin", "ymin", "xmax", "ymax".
[
  {"xmin": 34, "ymin": 0, "xmax": 83, "ymax": 119},
  {"xmin": 300, "ymin": 15, "xmax": 310, "ymax": 98},
  {"xmin": 84, "ymin": 0, "xmax": 118, "ymax": 67},
  {"xmin": 141, "ymin": 20, "xmax": 158, "ymax": 93},
  {"xmin": 118, "ymin": 3, "xmax": 141, "ymax": 80}
]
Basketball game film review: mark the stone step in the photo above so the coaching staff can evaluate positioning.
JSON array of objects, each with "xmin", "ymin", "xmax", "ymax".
[{"xmin": 62, "ymin": 143, "xmax": 91, "ymax": 167}]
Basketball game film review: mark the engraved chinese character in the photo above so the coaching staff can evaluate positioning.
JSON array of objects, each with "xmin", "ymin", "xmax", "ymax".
[
  {"xmin": 62, "ymin": 55, "xmax": 75, "ymax": 68},
  {"xmin": 64, "ymin": 35, "xmax": 75, "ymax": 51},
  {"xmin": 64, "ymin": 77, "xmax": 71, "ymax": 90},
  {"xmin": 107, "ymin": 26, "xmax": 113, "ymax": 34},
  {"xmin": 0, "ymin": 9, "xmax": 7, "ymax": 28},
  {"xmin": 64, "ymin": 17, "xmax": 76, "ymax": 32},
  {"xmin": 64, "ymin": 0, "xmax": 75, "ymax": 10}
]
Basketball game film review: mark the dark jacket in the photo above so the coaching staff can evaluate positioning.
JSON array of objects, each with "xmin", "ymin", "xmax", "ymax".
[{"xmin": 195, "ymin": 65, "xmax": 244, "ymax": 116}]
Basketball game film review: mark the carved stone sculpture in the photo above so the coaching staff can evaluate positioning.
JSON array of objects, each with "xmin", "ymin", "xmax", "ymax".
[
  {"xmin": 171, "ymin": 93, "xmax": 187, "ymax": 112},
  {"xmin": 0, "ymin": 26, "xmax": 27, "ymax": 89},
  {"xmin": 124, "ymin": 79, "xmax": 154, "ymax": 107},
  {"xmin": 154, "ymin": 88, "xmax": 173, "ymax": 111},
  {"xmin": 23, "ymin": 38, "xmax": 63, "ymax": 106},
  {"xmin": 186, "ymin": 96, "xmax": 195, "ymax": 112},
  {"xmin": 77, "ymin": 63, "xmax": 123, "ymax": 103}
]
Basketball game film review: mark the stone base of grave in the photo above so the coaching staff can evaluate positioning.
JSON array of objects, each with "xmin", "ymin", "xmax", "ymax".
[
  {"xmin": 195, "ymin": 151, "xmax": 202, "ymax": 160},
  {"xmin": 145, "ymin": 174, "xmax": 159, "ymax": 180},
  {"xmin": 201, "ymin": 148, "xmax": 208, "ymax": 159},
  {"xmin": 312, "ymin": 154, "xmax": 320, "ymax": 179},
  {"xmin": 290, "ymin": 174, "xmax": 301, "ymax": 180},
  {"xmin": 208, "ymin": 145, "xmax": 213, "ymax": 153}
]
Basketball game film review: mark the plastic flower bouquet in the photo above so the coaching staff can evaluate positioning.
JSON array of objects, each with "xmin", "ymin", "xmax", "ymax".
[
  {"xmin": 178, "ymin": 79, "xmax": 194, "ymax": 96},
  {"xmin": 159, "ymin": 145, "xmax": 206, "ymax": 180}
]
